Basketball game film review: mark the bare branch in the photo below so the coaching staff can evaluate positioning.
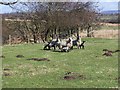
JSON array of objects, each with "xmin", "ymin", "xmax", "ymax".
[{"xmin": 0, "ymin": 0, "xmax": 18, "ymax": 5}]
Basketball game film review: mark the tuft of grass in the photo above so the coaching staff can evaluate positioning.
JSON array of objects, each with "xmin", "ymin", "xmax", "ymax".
[{"xmin": 2, "ymin": 38, "xmax": 118, "ymax": 88}]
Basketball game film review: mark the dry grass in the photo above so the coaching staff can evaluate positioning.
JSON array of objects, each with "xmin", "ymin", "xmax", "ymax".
[
  {"xmin": 101, "ymin": 23, "xmax": 119, "ymax": 26},
  {"xmin": 80, "ymin": 23, "xmax": 119, "ymax": 39},
  {"xmin": 80, "ymin": 30, "xmax": 118, "ymax": 39},
  {"xmin": 93, "ymin": 30, "xmax": 118, "ymax": 39}
]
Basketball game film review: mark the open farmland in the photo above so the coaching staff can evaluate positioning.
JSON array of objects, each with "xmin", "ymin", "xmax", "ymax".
[{"xmin": 2, "ymin": 38, "xmax": 118, "ymax": 88}]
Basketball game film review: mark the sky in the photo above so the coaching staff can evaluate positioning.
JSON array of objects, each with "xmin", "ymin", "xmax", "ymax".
[
  {"xmin": 0, "ymin": 0, "xmax": 119, "ymax": 13},
  {"xmin": 98, "ymin": 2, "xmax": 118, "ymax": 11}
]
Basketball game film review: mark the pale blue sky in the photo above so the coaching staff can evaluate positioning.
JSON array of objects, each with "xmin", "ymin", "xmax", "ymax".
[
  {"xmin": 0, "ymin": 1, "xmax": 119, "ymax": 13},
  {"xmin": 98, "ymin": 2, "xmax": 118, "ymax": 11}
]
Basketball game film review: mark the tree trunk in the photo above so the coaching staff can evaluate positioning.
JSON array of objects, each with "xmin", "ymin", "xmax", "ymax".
[
  {"xmin": 45, "ymin": 28, "xmax": 50, "ymax": 41},
  {"xmin": 54, "ymin": 26, "xmax": 58, "ymax": 38},
  {"xmin": 33, "ymin": 34, "xmax": 37, "ymax": 43},
  {"xmin": 71, "ymin": 29, "xmax": 73, "ymax": 35},
  {"xmin": 58, "ymin": 28, "xmax": 60, "ymax": 38},
  {"xmin": 68, "ymin": 30, "xmax": 70, "ymax": 37},
  {"xmin": 77, "ymin": 27, "xmax": 80, "ymax": 37},
  {"xmin": 87, "ymin": 26, "xmax": 91, "ymax": 37},
  {"xmin": 8, "ymin": 35, "xmax": 12, "ymax": 45},
  {"xmin": 41, "ymin": 34, "xmax": 45, "ymax": 43},
  {"xmin": 54, "ymin": 27, "xmax": 57, "ymax": 35},
  {"xmin": 26, "ymin": 34, "xmax": 30, "ymax": 43}
]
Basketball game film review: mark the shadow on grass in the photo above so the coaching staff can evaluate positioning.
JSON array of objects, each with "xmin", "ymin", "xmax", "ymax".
[{"xmin": 39, "ymin": 47, "xmax": 83, "ymax": 53}]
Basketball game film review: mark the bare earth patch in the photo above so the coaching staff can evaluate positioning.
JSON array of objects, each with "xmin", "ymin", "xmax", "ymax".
[
  {"xmin": 0, "ymin": 55, "xmax": 5, "ymax": 58},
  {"xmin": 16, "ymin": 55, "xmax": 24, "ymax": 58},
  {"xmin": 27, "ymin": 58, "xmax": 50, "ymax": 61},
  {"xmin": 63, "ymin": 72, "xmax": 86, "ymax": 80}
]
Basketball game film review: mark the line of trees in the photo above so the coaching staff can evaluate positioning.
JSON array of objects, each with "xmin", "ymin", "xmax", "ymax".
[
  {"xmin": 100, "ymin": 14, "xmax": 120, "ymax": 24},
  {"xmin": 2, "ymin": 2, "xmax": 100, "ymax": 44}
]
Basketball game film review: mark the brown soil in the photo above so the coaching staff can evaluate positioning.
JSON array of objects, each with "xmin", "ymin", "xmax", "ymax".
[
  {"xmin": 63, "ymin": 72, "xmax": 86, "ymax": 80},
  {"xmin": 102, "ymin": 49, "xmax": 120, "ymax": 56},
  {"xmin": 3, "ymin": 68, "xmax": 11, "ymax": 76},
  {"xmin": 3, "ymin": 72, "xmax": 11, "ymax": 76},
  {"xmin": 103, "ymin": 52, "xmax": 112, "ymax": 56},
  {"xmin": 16, "ymin": 55, "xmax": 24, "ymax": 58},
  {"xmin": 0, "ymin": 55, "xmax": 5, "ymax": 58},
  {"xmin": 27, "ymin": 58, "xmax": 50, "ymax": 61},
  {"xmin": 63, "ymin": 75, "xmax": 76, "ymax": 80},
  {"xmin": 3, "ymin": 68, "xmax": 10, "ymax": 71}
]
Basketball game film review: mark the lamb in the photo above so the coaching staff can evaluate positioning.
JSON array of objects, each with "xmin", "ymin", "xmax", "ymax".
[{"xmin": 61, "ymin": 46, "xmax": 70, "ymax": 52}]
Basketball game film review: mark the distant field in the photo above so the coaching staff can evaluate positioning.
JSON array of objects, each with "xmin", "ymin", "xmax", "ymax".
[
  {"xmin": 80, "ymin": 23, "xmax": 119, "ymax": 38},
  {"xmin": 99, "ymin": 23, "xmax": 118, "ymax": 30},
  {"xmin": 93, "ymin": 30, "xmax": 118, "ymax": 39},
  {"xmin": 100, "ymin": 15, "xmax": 118, "ymax": 21},
  {"xmin": 94, "ymin": 23, "xmax": 119, "ymax": 38},
  {"xmin": 2, "ymin": 38, "xmax": 118, "ymax": 88}
]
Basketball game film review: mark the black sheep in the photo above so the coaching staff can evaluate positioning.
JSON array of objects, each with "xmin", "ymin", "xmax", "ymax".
[
  {"xmin": 78, "ymin": 41, "xmax": 86, "ymax": 49},
  {"xmin": 72, "ymin": 36, "xmax": 81, "ymax": 49},
  {"xmin": 43, "ymin": 38, "xmax": 60, "ymax": 50}
]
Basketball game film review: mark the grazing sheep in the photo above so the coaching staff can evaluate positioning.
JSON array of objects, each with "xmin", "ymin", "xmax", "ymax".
[
  {"xmin": 79, "ymin": 41, "xmax": 86, "ymax": 49},
  {"xmin": 43, "ymin": 42, "xmax": 51, "ymax": 50},
  {"xmin": 64, "ymin": 37, "xmax": 73, "ymax": 50},
  {"xmin": 43, "ymin": 38, "xmax": 61, "ymax": 50},
  {"xmin": 43, "ymin": 36, "xmax": 83, "ymax": 52},
  {"xmin": 61, "ymin": 46, "xmax": 70, "ymax": 52},
  {"xmin": 60, "ymin": 37, "xmax": 73, "ymax": 52},
  {"xmin": 72, "ymin": 36, "xmax": 81, "ymax": 49}
]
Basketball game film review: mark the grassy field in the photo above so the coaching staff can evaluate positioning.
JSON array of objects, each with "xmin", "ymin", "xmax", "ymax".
[{"xmin": 2, "ymin": 38, "xmax": 118, "ymax": 88}]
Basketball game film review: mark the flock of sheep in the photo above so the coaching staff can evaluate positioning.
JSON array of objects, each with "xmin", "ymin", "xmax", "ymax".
[{"xmin": 43, "ymin": 36, "xmax": 85, "ymax": 52}]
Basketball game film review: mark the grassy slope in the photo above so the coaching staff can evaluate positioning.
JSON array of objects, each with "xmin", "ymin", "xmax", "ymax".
[{"xmin": 2, "ymin": 38, "xmax": 118, "ymax": 88}]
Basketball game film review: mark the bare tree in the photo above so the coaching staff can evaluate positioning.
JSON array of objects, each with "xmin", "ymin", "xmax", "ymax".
[{"xmin": 3, "ymin": 1, "xmax": 100, "ymax": 44}]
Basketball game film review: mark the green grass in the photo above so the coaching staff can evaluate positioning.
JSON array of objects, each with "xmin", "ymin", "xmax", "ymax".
[{"xmin": 2, "ymin": 38, "xmax": 118, "ymax": 88}]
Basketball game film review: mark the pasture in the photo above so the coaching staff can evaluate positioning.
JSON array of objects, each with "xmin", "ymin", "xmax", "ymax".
[
  {"xmin": 79, "ymin": 23, "xmax": 119, "ymax": 39},
  {"xmin": 2, "ymin": 38, "xmax": 118, "ymax": 88},
  {"xmin": 100, "ymin": 23, "xmax": 118, "ymax": 30}
]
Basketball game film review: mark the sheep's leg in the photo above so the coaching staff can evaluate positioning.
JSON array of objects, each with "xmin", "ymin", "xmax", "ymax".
[
  {"xmin": 70, "ymin": 46, "xmax": 73, "ymax": 50},
  {"xmin": 79, "ymin": 45, "xmax": 81, "ymax": 49},
  {"xmin": 48, "ymin": 45, "xmax": 51, "ymax": 50},
  {"xmin": 53, "ymin": 45, "xmax": 56, "ymax": 51},
  {"xmin": 82, "ymin": 45, "xmax": 84, "ymax": 49}
]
